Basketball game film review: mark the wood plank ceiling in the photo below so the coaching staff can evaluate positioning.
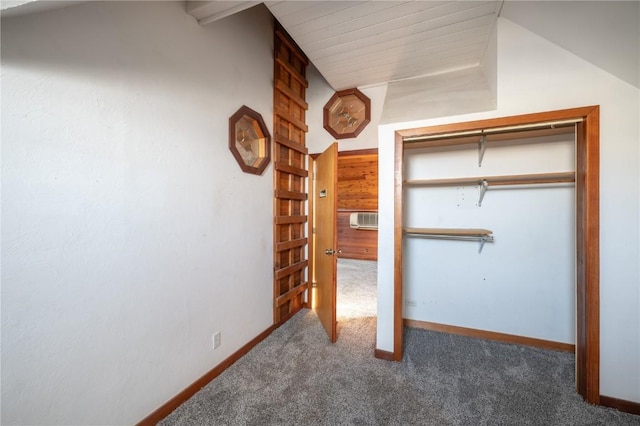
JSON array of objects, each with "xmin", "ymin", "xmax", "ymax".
[
  {"xmin": 264, "ymin": 1, "xmax": 502, "ymax": 90},
  {"xmin": 186, "ymin": 1, "xmax": 502, "ymax": 91}
]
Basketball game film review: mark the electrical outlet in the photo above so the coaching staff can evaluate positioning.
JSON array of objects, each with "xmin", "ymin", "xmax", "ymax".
[{"xmin": 212, "ymin": 332, "xmax": 221, "ymax": 349}]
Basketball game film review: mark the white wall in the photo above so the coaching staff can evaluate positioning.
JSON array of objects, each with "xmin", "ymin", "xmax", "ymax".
[
  {"xmin": 380, "ymin": 65, "xmax": 496, "ymax": 125},
  {"xmin": 1, "ymin": 2, "xmax": 275, "ymax": 424},
  {"xmin": 378, "ymin": 18, "xmax": 640, "ymax": 402},
  {"xmin": 500, "ymin": 0, "xmax": 640, "ymax": 89}
]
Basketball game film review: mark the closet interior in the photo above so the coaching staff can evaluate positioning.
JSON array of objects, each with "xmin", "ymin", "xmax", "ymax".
[
  {"xmin": 400, "ymin": 119, "xmax": 579, "ymax": 344},
  {"xmin": 390, "ymin": 106, "xmax": 600, "ymax": 402}
]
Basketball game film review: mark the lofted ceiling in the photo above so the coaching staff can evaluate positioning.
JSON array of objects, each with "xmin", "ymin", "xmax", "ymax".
[
  {"xmin": 264, "ymin": 1, "xmax": 501, "ymax": 90},
  {"xmin": 185, "ymin": 0, "xmax": 639, "ymax": 92},
  {"xmin": 186, "ymin": 1, "xmax": 502, "ymax": 91}
]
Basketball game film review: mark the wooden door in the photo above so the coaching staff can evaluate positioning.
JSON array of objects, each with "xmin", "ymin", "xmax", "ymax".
[{"xmin": 314, "ymin": 143, "xmax": 338, "ymax": 342}]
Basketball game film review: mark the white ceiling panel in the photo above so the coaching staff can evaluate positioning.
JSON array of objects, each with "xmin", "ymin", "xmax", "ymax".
[
  {"xmin": 296, "ymin": 2, "xmax": 495, "ymax": 52},
  {"xmin": 316, "ymin": 24, "xmax": 491, "ymax": 69},
  {"xmin": 265, "ymin": 1, "xmax": 502, "ymax": 89}
]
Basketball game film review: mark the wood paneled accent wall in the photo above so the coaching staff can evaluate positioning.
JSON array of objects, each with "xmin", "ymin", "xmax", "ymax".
[
  {"xmin": 273, "ymin": 23, "xmax": 309, "ymax": 325},
  {"xmin": 337, "ymin": 149, "xmax": 378, "ymax": 261}
]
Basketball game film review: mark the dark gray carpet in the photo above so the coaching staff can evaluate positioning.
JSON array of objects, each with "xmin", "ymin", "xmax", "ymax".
[{"xmin": 160, "ymin": 260, "xmax": 639, "ymax": 425}]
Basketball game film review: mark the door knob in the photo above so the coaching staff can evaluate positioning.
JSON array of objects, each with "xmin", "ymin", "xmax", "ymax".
[{"xmin": 324, "ymin": 249, "xmax": 342, "ymax": 255}]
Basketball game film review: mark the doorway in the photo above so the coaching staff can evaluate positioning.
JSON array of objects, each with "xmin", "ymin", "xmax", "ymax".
[
  {"xmin": 335, "ymin": 148, "xmax": 379, "ymax": 322},
  {"xmin": 309, "ymin": 147, "xmax": 380, "ymax": 337}
]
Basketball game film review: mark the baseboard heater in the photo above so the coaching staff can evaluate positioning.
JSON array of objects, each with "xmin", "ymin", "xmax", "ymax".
[{"xmin": 349, "ymin": 212, "xmax": 378, "ymax": 230}]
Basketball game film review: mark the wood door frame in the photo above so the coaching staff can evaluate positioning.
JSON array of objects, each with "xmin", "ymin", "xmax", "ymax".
[
  {"xmin": 307, "ymin": 153, "xmax": 318, "ymax": 310},
  {"xmin": 393, "ymin": 106, "xmax": 600, "ymax": 404}
]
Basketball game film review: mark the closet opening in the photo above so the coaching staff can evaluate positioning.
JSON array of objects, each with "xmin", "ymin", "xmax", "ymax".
[{"xmin": 392, "ymin": 106, "xmax": 600, "ymax": 404}]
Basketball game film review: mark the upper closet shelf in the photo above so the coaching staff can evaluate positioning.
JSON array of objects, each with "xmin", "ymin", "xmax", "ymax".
[
  {"xmin": 403, "ymin": 119, "xmax": 580, "ymax": 166},
  {"xmin": 403, "ymin": 119, "xmax": 579, "ymax": 149}
]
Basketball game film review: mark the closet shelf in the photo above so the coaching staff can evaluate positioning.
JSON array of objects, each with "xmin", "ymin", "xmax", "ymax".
[
  {"xmin": 402, "ymin": 120, "xmax": 577, "ymax": 150},
  {"xmin": 404, "ymin": 171, "xmax": 575, "ymax": 188},
  {"xmin": 403, "ymin": 228, "xmax": 494, "ymax": 253}
]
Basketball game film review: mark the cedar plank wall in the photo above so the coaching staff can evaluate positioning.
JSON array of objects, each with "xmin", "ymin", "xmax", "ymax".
[{"xmin": 337, "ymin": 149, "xmax": 378, "ymax": 261}]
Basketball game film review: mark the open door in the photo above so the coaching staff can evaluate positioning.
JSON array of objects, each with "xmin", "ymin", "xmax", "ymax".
[{"xmin": 313, "ymin": 143, "xmax": 338, "ymax": 342}]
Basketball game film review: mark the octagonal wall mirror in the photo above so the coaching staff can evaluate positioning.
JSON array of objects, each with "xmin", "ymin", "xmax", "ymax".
[
  {"xmin": 229, "ymin": 105, "xmax": 271, "ymax": 175},
  {"xmin": 323, "ymin": 88, "xmax": 371, "ymax": 139}
]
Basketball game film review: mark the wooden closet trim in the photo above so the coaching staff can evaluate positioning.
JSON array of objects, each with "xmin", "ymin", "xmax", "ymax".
[{"xmin": 392, "ymin": 105, "xmax": 600, "ymax": 404}]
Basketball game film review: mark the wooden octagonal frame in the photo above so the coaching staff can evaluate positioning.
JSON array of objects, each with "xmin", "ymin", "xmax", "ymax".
[
  {"xmin": 229, "ymin": 105, "xmax": 271, "ymax": 175},
  {"xmin": 323, "ymin": 88, "xmax": 371, "ymax": 139}
]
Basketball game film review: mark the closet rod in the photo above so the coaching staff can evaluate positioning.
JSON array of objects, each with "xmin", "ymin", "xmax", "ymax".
[
  {"xmin": 403, "ymin": 228, "xmax": 494, "ymax": 253},
  {"xmin": 403, "ymin": 228, "xmax": 492, "ymax": 237},
  {"xmin": 403, "ymin": 118, "xmax": 583, "ymax": 143}
]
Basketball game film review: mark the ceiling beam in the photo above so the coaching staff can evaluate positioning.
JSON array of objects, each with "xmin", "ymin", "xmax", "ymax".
[{"xmin": 186, "ymin": 1, "xmax": 261, "ymax": 25}]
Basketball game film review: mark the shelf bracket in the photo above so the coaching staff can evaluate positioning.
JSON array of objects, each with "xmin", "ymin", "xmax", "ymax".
[
  {"xmin": 479, "ymin": 235, "xmax": 494, "ymax": 253},
  {"xmin": 478, "ymin": 179, "xmax": 489, "ymax": 207},
  {"xmin": 478, "ymin": 135, "xmax": 487, "ymax": 167}
]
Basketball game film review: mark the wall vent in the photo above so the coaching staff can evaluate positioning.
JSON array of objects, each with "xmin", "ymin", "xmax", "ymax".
[{"xmin": 349, "ymin": 212, "xmax": 378, "ymax": 230}]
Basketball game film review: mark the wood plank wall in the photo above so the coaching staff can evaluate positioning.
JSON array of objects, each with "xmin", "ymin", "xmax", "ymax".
[
  {"xmin": 337, "ymin": 149, "xmax": 378, "ymax": 261},
  {"xmin": 272, "ymin": 23, "xmax": 309, "ymax": 325}
]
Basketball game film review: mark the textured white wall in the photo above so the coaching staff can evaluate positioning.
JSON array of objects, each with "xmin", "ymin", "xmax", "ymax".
[
  {"xmin": 377, "ymin": 18, "xmax": 640, "ymax": 402},
  {"xmin": 1, "ymin": 2, "xmax": 274, "ymax": 424}
]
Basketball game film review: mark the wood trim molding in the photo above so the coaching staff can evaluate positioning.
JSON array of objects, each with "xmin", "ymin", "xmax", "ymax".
[
  {"xmin": 575, "ymin": 106, "xmax": 600, "ymax": 404},
  {"xmin": 404, "ymin": 319, "xmax": 575, "ymax": 352},
  {"xmin": 310, "ymin": 148, "xmax": 379, "ymax": 159},
  {"xmin": 600, "ymin": 395, "xmax": 640, "ymax": 416},
  {"xmin": 374, "ymin": 348, "xmax": 396, "ymax": 361},
  {"xmin": 393, "ymin": 131, "xmax": 404, "ymax": 362},
  {"xmin": 392, "ymin": 105, "xmax": 600, "ymax": 404},
  {"xmin": 338, "ymin": 148, "xmax": 379, "ymax": 157},
  {"xmin": 396, "ymin": 106, "xmax": 598, "ymax": 138},
  {"xmin": 136, "ymin": 324, "xmax": 277, "ymax": 426},
  {"xmin": 307, "ymin": 155, "xmax": 316, "ymax": 310}
]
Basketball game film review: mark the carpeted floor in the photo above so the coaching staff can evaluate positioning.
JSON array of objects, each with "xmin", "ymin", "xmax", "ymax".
[
  {"xmin": 337, "ymin": 259, "xmax": 377, "ymax": 319},
  {"xmin": 160, "ymin": 260, "xmax": 639, "ymax": 425}
]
